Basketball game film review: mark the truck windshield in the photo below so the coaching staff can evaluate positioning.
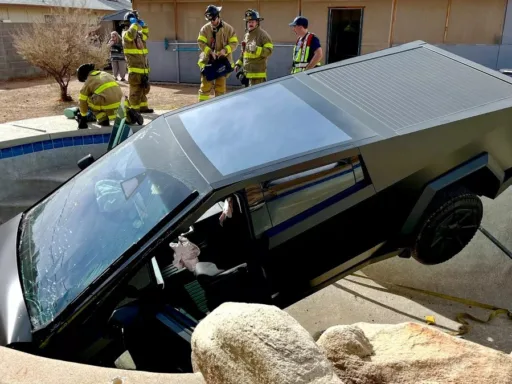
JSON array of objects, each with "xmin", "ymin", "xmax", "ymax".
[{"xmin": 17, "ymin": 119, "xmax": 210, "ymax": 331}]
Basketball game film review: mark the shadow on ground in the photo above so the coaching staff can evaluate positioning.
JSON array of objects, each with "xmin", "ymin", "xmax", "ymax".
[
  {"xmin": 361, "ymin": 187, "xmax": 512, "ymax": 352},
  {"xmin": 287, "ymin": 187, "xmax": 512, "ymax": 354}
]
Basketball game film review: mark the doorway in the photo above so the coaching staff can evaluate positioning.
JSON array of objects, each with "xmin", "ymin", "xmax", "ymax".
[{"xmin": 327, "ymin": 8, "xmax": 363, "ymax": 64}]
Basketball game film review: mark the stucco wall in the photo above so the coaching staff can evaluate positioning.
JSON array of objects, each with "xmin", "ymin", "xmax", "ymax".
[
  {"xmin": 147, "ymin": 41, "xmax": 294, "ymax": 85},
  {"xmin": 301, "ymin": 0, "xmax": 393, "ymax": 55},
  {"xmin": 0, "ymin": 22, "xmax": 43, "ymax": 80},
  {"xmin": 137, "ymin": 0, "xmax": 512, "ymax": 84}
]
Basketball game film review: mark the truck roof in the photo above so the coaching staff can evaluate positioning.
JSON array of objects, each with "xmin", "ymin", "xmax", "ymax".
[{"xmin": 159, "ymin": 40, "xmax": 512, "ymax": 191}]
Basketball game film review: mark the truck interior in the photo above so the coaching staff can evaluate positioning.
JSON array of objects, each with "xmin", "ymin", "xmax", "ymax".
[
  {"xmin": 88, "ymin": 190, "xmax": 272, "ymax": 373},
  {"xmin": 91, "ymin": 158, "xmax": 379, "ymax": 373}
]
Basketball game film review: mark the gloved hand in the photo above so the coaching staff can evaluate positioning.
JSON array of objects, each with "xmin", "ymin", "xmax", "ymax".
[
  {"xmin": 78, "ymin": 115, "xmax": 88, "ymax": 129},
  {"xmin": 129, "ymin": 17, "xmax": 137, "ymax": 24},
  {"xmin": 247, "ymin": 41, "xmax": 256, "ymax": 53},
  {"xmin": 138, "ymin": 19, "xmax": 145, "ymax": 27}
]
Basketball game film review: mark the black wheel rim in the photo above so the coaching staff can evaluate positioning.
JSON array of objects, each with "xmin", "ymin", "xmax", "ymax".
[{"xmin": 430, "ymin": 208, "xmax": 479, "ymax": 257}]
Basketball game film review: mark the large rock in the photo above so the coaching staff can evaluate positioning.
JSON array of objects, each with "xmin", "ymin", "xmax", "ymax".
[
  {"xmin": 0, "ymin": 345, "xmax": 205, "ymax": 384},
  {"xmin": 191, "ymin": 302, "xmax": 343, "ymax": 384},
  {"xmin": 317, "ymin": 322, "xmax": 512, "ymax": 384}
]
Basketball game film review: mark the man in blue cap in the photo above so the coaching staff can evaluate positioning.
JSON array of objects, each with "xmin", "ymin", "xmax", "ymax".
[{"xmin": 289, "ymin": 16, "xmax": 323, "ymax": 74}]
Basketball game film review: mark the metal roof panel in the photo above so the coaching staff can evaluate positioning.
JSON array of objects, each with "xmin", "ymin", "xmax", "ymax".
[{"xmin": 308, "ymin": 44, "xmax": 512, "ymax": 132}]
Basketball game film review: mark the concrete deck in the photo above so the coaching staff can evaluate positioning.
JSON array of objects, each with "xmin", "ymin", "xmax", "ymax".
[
  {"xmin": 0, "ymin": 110, "xmax": 169, "ymax": 149},
  {"xmin": 1, "ymin": 111, "xmax": 511, "ymax": 355}
]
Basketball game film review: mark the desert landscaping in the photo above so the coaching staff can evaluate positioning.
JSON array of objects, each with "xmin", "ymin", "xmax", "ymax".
[{"xmin": 0, "ymin": 76, "xmax": 201, "ymax": 124}]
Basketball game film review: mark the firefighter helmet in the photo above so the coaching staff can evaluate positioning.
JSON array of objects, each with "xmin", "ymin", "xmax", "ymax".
[
  {"xmin": 123, "ymin": 11, "xmax": 138, "ymax": 24},
  {"xmin": 205, "ymin": 5, "xmax": 222, "ymax": 21},
  {"xmin": 243, "ymin": 9, "xmax": 263, "ymax": 22},
  {"xmin": 77, "ymin": 63, "xmax": 95, "ymax": 82}
]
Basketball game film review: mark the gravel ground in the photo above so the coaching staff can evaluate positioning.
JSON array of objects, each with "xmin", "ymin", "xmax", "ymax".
[{"xmin": 0, "ymin": 75, "xmax": 229, "ymax": 124}]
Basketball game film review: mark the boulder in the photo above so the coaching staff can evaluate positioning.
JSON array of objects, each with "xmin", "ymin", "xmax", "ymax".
[
  {"xmin": 317, "ymin": 322, "xmax": 512, "ymax": 384},
  {"xmin": 191, "ymin": 302, "xmax": 343, "ymax": 384}
]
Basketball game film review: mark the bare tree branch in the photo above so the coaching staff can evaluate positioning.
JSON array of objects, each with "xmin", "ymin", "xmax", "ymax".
[{"xmin": 10, "ymin": 0, "xmax": 110, "ymax": 101}]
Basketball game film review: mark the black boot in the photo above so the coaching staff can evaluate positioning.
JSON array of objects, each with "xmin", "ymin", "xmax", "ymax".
[
  {"xmin": 77, "ymin": 115, "xmax": 89, "ymax": 129},
  {"xmin": 98, "ymin": 118, "xmax": 110, "ymax": 127},
  {"xmin": 127, "ymin": 108, "xmax": 144, "ymax": 125}
]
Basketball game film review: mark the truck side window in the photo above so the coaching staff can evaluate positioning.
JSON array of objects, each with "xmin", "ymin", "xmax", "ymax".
[
  {"xmin": 262, "ymin": 156, "xmax": 365, "ymax": 227},
  {"xmin": 244, "ymin": 183, "xmax": 273, "ymax": 237}
]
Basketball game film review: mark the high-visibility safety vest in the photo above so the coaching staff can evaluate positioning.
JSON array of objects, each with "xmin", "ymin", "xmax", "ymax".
[{"xmin": 291, "ymin": 32, "xmax": 321, "ymax": 74}]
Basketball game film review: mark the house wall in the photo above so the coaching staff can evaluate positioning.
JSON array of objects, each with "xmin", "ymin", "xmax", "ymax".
[
  {"xmin": 133, "ymin": 0, "xmax": 512, "ymax": 85},
  {"xmin": 301, "ymin": 0, "xmax": 393, "ymax": 55},
  {"xmin": 134, "ymin": 0, "xmax": 397, "ymax": 84}
]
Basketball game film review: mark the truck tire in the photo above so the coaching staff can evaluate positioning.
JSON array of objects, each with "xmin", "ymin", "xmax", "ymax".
[{"xmin": 411, "ymin": 188, "xmax": 483, "ymax": 265}]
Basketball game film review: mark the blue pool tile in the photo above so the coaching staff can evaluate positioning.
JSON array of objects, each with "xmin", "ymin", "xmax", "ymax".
[
  {"xmin": 22, "ymin": 143, "xmax": 33, "ymax": 154},
  {"xmin": 11, "ymin": 145, "xmax": 23, "ymax": 157},
  {"xmin": 42, "ymin": 140, "xmax": 53, "ymax": 150},
  {"xmin": 52, "ymin": 138, "xmax": 63, "ymax": 148},
  {"xmin": 102, "ymin": 134, "xmax": 110, "ymax": 143},
  {"xmin": 1, "ymin": 148, "xmax": 12, "ymax": 158},
  {"xmin": 33, "ymin": 142, "xmax": 43, "ymax": 152},
  {"xmin": 93, "ymin": 135, "xmax": 103, "ymax": 144},
  {"xmin": 62, "ymin": 137, "xmax": 73, "ymax": 147},
  {"xmin": 73, "ymin": 136, "xmax": 83, "ymax": 146},
  {"xmin": 83, "ymin": 135, "xmax": 94, "ymax": 145}
]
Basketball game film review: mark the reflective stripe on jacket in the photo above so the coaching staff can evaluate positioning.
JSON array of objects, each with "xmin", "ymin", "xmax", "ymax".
[
  {"xmin": 122, "ymin": 23, "xmax": 149, "ymax": 75},
  {"xmin": 235, "ymin": 26, "xmax": 273, "ymax": 79},
  {"xmin": 78, "ymin": 71, "xmax": 123, "ymax": 117},
  {"xmin": 197, "ymin": 20, "xmax": 238, "ymax": 69},
  {"xmin": 291, "ymin": 32, "xmax": 321, "ymax": 74}
]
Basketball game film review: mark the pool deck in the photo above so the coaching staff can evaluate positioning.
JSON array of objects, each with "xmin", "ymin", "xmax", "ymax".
[{"xmin": 0, "ymin": 110, "xmax": 169, "ymax": 151}]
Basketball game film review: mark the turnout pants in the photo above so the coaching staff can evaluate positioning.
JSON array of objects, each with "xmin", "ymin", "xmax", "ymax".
[
  {"xmin": 127, "ymin": 72, "xmax": 151, "ymax": 112},
  {"xmin": 249, "ymin": 78, "xmax": 266, "ymax": 87},
  {"xmin": 198, "ymin": 75, "xmax": 226, "ymax": 102},
  {"xmin": 88, "ymin": 94, "xmax": 120, "ymax": 124}
]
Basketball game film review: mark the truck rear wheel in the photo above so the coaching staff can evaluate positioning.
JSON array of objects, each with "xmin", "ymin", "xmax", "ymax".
[{"xmin": 411, "ymin": 188, "xmax": 483, "ymax": 265}]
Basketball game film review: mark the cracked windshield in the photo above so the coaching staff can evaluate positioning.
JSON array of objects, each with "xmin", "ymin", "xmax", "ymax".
[{"xmin": 17, "ymin": 122, "xmax": 209, "ymax": 330}]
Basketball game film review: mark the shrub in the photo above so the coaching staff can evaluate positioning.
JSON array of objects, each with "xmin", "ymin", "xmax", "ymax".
[{"xmin": 11, "ymin": 0, "xmax": 110, "ymax": 101}]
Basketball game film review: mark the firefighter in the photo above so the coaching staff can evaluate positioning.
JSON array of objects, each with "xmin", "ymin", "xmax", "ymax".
[
  {"xmin": 234, "ymin": 9, "xmax": 273, "ymax": 87},
  {"xmin": 289, "ymin": 16, "xmax": 323, "ymax": 74},
  {"xmin": 197, "ymin": 5, "xmax": 238, "ymax": 102},
  {"xmin": 76, "ymin": 63, "xmax": 143, "ymax": 129},
  {"xmin": 122, "ymin": 11, "xmax": 153, "ymax": 114}
]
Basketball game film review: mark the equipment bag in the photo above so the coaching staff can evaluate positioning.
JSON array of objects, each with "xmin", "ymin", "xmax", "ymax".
[{"xmin": 202, "ymin": 56, "xmax": 233, "ymax": 81}]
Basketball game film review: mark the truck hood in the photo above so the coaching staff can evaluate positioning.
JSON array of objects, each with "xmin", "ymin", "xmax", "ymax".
[{"xmin": 0, "ymin": 213, "xmax": 32, "ymax": 346}]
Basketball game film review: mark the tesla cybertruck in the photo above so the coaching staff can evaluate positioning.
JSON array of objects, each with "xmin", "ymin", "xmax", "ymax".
[{"xmin": 2, "ymin": 40, "xmax": 512, "ymax": 372}]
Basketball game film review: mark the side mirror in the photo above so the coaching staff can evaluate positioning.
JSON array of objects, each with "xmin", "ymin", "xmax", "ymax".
[{"xmin": 77, "ymin": 154, "xmax": 95, "ymax": 170}]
